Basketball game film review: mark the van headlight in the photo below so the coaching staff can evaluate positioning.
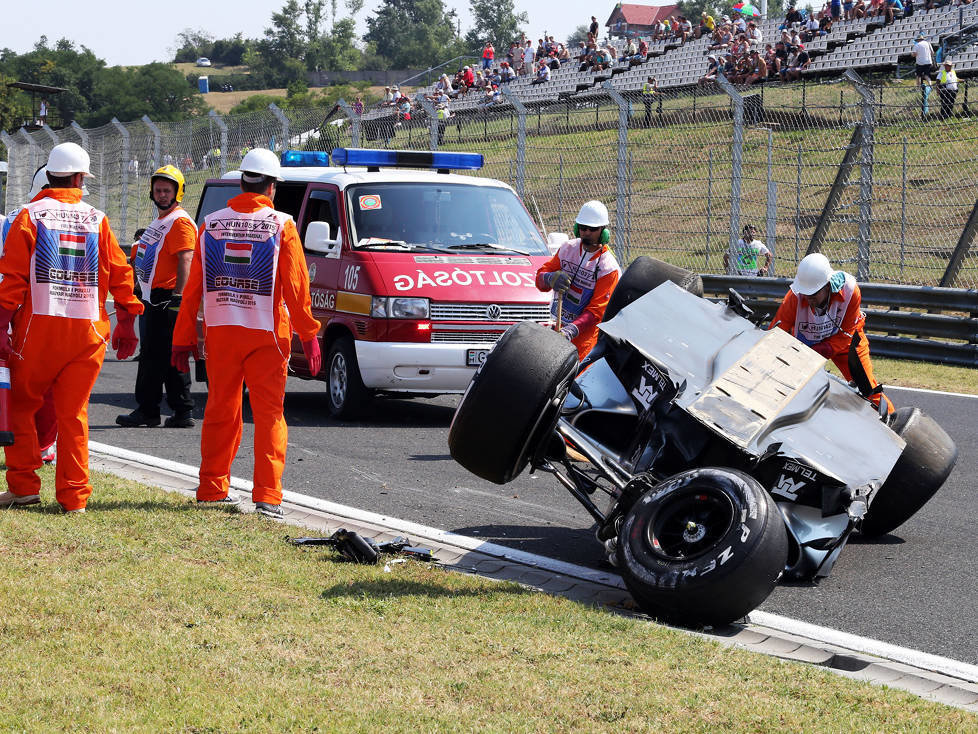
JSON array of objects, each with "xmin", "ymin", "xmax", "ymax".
[{"xmin": 370, "ymin": 297, "xmax": 429, "ymax": 319}]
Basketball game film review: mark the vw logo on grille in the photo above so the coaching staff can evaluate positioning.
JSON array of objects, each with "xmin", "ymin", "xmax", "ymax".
[{"xmin": 485, "ymin": 304, "xmax": 502, "ymax": 320}]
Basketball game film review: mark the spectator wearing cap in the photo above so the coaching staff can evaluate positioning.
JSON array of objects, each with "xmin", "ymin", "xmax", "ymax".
[
  {"xmin": 637, "ymin": 36, "xmax": 649, "ymax": 59},
  {"xmin": 912, "ymin": 34, "xmax": 935, "ymax": 84},
  {"xmin": 531, "ymin": 60, "xmax": 551, "ymax": 84},
  {"xmin": 699, "ymin": 55, "xmax": 721, "ymax": 84},
  {"xmin": 641, "ymin": 76, "xmax": 659, "ymax": 125},
  {"xmin": 473, "ymin": 69, "xmax": 487, "ymax": 88},
  {"xmin": 773, "ymin": 41, "xmax": 790, "ymax": 78},
  {"xmin": 785, "ymin": 43, "xmax": 811, "ymax": 80},
  {"xmin": 462, "ymin": 65, "xmax": 475, "ymax": 87},
  {"xmin": 937, "ymin": 59, "xmax": 959, "ymax": 118},
  {"xmin": 500, "ymin": 62, "xmax": 516, "ymax": 82},
  {"xmin": 383, "ymin": 86, "xmax": 394, "ymax": 105},
  {"xmin": 623, "ymin": 37, "xmax": 638, "ymax": 64},
  {"xmin": 697, "ymin": 12, "xmax": 716, "ymax": 38}
]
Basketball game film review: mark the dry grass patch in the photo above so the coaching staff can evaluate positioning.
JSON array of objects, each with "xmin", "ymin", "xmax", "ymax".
[{"xmin": 0, "ymin": 470, "xmax": 973, "ymax": 731}]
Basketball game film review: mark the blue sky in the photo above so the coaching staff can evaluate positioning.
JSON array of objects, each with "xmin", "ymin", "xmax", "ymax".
[{"xmin": 0, "ymin": 0, "xmax": 671, "ymax": 67}]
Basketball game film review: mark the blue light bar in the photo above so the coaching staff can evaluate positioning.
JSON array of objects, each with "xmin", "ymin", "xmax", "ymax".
[
  {"xmin": 281, "ymin": 150, "xmax": 331, "ymax": 167},
  {"xmin": 330, "ymin": 148, "xmax": 484, "ymax": 171}
]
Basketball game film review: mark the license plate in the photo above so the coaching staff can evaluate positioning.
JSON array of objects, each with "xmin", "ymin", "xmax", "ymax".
[{"xmin": 466, "ymin": 349, "xmax": 490, "ymax": 366}]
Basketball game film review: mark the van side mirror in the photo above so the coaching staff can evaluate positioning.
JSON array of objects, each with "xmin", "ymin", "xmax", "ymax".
[{"xmin": 306, "ymin": 220, "xmax": 342, "ymax": 255}]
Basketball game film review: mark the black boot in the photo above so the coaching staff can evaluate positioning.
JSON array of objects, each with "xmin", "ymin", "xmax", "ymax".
[{"xmin": 115, "ymin": 409, "xmax": 161, "ymax": 427}]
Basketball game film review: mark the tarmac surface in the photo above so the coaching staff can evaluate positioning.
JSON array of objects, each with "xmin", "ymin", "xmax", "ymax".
[{"xmin": 87, "ymin": 355, "xmax": 978, "ymax": 664}]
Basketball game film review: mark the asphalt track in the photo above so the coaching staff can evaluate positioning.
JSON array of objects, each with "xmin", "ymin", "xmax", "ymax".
[{"xmin": 86, "ymin": 356, "xmax": 977, "ymax": 663}]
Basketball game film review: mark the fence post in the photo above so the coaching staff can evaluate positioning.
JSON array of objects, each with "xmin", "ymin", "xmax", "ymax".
[
  {"xmin": 706, "ymin": 148, "xmax": 714, "ymax": 268},
  {"xmin": 41, "ymin": 124, "xmax": 59, "ymax": 147},
  {"xmin": 18, "ymin": 128, "xmax": 41, "ymax": 179},
  {"xmin": 336, "ymin": 98, "xmax": 361, "ymax": 148},
  {"xmin": 269, "ymin": 103, "xmax": 289, "ymax": 149},
  {"xmin": 111, "ymin": 117, "xmax": 130, "ymax": 242},
  {"xmin": 716, "ymin": 74, "xmax": 744, "ymax": 275},
  {"xmin": 808, "ymin": 123, "xmax": 862, "ymax": 256},
  {"xmin": 845, "ymin": 70, "xmax": 875, "ymax": 282},
  {"xmin": 142, "ymin": 115, "xmax": 161, "ymax": 171},
  {"xmin": 500, "ymin": 87, "xmax": 527, "ymax": 198},
  {"xmin": 414, "ymin": 95, "xmax": 439, "ymax": 151},
  {"xmin": 939, "ymin": 198, "xmax": 978, "ymax": 288},
  {"xmin": 70, "ymin": 121, "xmax": 89, "ymax": 149},
  {"xmin": 602, "ymin": 82, "xmax": 631, "ymax": 263},
  {"xmin": 0, "ymin": 131, "xmax": 14, "ymax": 209},
  {"xmin": 766, "ymin": 129, "xmax": 777, "ymax": 275},
  {"xmin": 209, "ymin": 110, "xmax": 229, "ymax": 175}
]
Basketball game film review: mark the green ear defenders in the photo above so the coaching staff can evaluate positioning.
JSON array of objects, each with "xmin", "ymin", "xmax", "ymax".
[{"xmin": 573, "ymin": 222, "xmax": 611, "ymax": 244}]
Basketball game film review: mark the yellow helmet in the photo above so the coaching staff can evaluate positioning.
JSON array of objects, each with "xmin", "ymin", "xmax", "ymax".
[{"xmin": 150, "ymin": 165, "xmax": 186, "ymax": 203}]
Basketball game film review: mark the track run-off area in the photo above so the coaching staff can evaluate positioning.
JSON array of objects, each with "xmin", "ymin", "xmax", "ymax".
[{"xmin": 86, "ymin": 357, "xmax": 978, "ymax": 664}]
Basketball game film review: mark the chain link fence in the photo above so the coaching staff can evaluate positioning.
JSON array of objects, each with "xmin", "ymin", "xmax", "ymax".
[{"xmin": 4, "ymin": 73, "xmax": 977, "ymax": 286}]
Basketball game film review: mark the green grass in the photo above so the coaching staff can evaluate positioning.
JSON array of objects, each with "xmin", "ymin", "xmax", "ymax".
[
  {"xmin": 0, "ymin": 471, "xmax": 974, "ymax": 731},
  {"xmin": 834, "ymin": 356, "xmax": 978, "ymax": 394}
]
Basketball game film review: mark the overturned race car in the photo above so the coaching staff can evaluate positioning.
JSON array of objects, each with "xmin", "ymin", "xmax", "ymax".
[{"xmin": 448, "ymin": 257, "xmax": 958, "ymax": 626}]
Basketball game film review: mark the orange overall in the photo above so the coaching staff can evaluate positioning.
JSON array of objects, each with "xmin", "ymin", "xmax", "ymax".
[
  {"xmin": 0, "ymin": 189, "xmax": 142, "ymax": 509},
  {"xmin": 536, "ymin": 238, "xmax": 621, "ymax": 360},
  {"xmin": 173, "ymin": 192, "xmax": 320, "ymax": 504},
  {"xmin": 771, "ymin": 277, "xmax": 894, "ymax": 413}
]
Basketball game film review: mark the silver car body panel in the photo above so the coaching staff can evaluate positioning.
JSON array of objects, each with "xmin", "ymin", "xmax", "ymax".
[{"xmin": 599, "ymin": 282, "xmax": 905, "ymax": 491}]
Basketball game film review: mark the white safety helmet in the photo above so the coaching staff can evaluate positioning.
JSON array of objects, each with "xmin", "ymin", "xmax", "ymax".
[
  {"xmin": 575, "ymin": 200, "xmax": 610, "ymax": 228},
  {"xmin": 791, "ymin": 253, "xmax": 835, "ymax": 296},
  {"xmin": 28, "ymin": 166, "xmax": 48, "ymax": 200},
  {"xmin": 46, "ymin": 142, "xmax": 94, "ymax": 178},
  {"xmin": 240, "ymin": 147, "xmax": 283, "ymax": 182}
]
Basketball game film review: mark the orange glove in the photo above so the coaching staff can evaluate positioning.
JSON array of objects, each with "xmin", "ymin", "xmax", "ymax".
[
  {"xmin": 302, "ymin": 337, "xmax": 322, "ymax": 376},
  {"xmin": 171, "ymin": 345, "xmax": 199, "ymax": 374},
  {"xmin": 112, "ymin": 307, "xmax": 139, "ymax": 361}
]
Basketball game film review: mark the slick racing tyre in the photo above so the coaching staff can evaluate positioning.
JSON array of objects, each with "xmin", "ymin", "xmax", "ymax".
[
  {"xmin": 448, "ymin": 321, "xmax": 579, "ymax": 485},
  {"xmin": 860, "ymin": 407, "xmax": 958, "ymax": 538},
  {"xmin": 603, "ymin": 256, "xmax": 704, "ymax": 323},
  {"xmin": 617, "ymin": 467, "xmax": 788, "ymax": 626}
]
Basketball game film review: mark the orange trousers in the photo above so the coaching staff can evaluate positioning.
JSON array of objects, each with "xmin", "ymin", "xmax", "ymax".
[
  {"xmin": 36, "ymin": 389, "xmax": 57, "ymax": 449},
  {"xmin": 831, "ymin": 329, "xmax": 894, "ymax": 414},
  {"xmin": 4, "ymin": 318, "xmax": 107, "ymax": 510},
  {"xmin": 197, "ymin": 327, "xmax": 289, "ymax": 504}
]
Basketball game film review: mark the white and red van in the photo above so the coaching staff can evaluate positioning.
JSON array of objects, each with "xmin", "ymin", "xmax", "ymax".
[{"xmin": 195, "ymin": 148, "xmax": 555, "ymax": 418}]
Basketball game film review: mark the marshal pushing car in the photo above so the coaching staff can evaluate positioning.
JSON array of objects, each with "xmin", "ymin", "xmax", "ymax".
[
  {"xmin": 448, "ymin": 257, "xmax": 958, "ymax": 626},
  {"xmin": 196, "ymin": 148, "xmax": 555, "ymax": 418}
]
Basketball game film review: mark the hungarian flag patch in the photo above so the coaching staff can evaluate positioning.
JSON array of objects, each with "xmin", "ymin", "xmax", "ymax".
[
  {"xmin": 58, "ymin": 232, "xmax": 86, "ymax": 258},
  {"xmin": 224, "ymin": 242, "xmax": 252, "ymax": 265}
]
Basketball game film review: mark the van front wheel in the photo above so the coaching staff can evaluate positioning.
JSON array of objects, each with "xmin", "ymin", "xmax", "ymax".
[{"xmin": 326, "ymin": 336, "xmax": 373, "ymax": 420}]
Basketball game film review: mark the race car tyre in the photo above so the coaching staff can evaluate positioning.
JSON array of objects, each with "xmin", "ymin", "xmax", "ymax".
[
  {"xmin": 326, "ymin": 336, "xmax": 373, "ymax": 420},
  {"xmin": 617, "ymin": 467, "xmax": 788, "ymax": 626},
  {"xmin": 448, "ymin": 321, "xmax": 579, "ymax": 484},
  {"xmin": 603, "ymin": 256, "xmax": 704, "ymax": 323},
  {"xmin": 860, "ymin": 407, "xmax": 957, "ymax": 538}
]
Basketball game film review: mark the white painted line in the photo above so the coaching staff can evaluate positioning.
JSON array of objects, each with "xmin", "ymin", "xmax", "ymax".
[
  {"xmin": 87, "ymin": 440, "xmax": 623, "ymax": 587},
  {"xmin": 749, "ymin": 611, "xmax": 978, "ymax": 684},
  {"xmin": 887, "ymin": 385, "xmax": 978, "ymax": 400},
  {"xmin": 88, "ymin": 439, "xmax": 977, "ymax": 682}
]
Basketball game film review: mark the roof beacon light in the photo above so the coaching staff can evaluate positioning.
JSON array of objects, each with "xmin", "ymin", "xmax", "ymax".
[
  {"xmin": 281, "ymin": 150, "xmax": 331, "ymax": 167},
  {"xmin": 331, "ymin": 148, "xmax": 484, "ymax": 171}
]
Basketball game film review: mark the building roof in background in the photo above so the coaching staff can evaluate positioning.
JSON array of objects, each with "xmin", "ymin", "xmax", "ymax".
[{"xmin": 606, "ymin": 4, "xmax": 680, "ymax": 28}]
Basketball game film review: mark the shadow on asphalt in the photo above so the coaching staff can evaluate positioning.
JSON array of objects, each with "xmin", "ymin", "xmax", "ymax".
[
  {"xmin": 847, "ymin": 533, "xmax": 907, "ymax": 545},
  {"xmin": 449, "ymin": 523, "xmax": 605, "ymax": 567},
  {"xmin": 283, "ymin": 392, "xmax": 457, "ymax": 429}
]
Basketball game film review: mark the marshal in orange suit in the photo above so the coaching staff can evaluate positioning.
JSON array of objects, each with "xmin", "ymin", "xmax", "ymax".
[{"xmin": 172, "ymin": 148, "xmax": 321, "ymax": 518}]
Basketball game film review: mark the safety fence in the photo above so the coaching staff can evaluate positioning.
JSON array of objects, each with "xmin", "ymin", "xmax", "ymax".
[
  {"xmin": 3, "ymin": 72, "xmax": 978, "ymax": 288},
  {"xmin": 702, "ymin": 274, "xmax": 978, "ymax": 367}
]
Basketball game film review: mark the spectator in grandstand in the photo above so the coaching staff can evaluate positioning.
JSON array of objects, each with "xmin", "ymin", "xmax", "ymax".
[
  {"xmin": 698, "ymin": 11, "xmax": 716, "ymax": 38},
  {"xmin": 462, "ymin": 65, "xmax": 475, "ymax": 87},
  {"xmin": 699, "ymin": 55, "xmax": 721, "ymax": 84},
  {"xmin": 883, "ymin": 0, "xmax": 904, "ymax": 23},
  {"xmin": 480, "ymin": 84, "xmax": 502, "ymax": 107},
  {"xmin": 536, "ymin": 38, "xmax": 547, "ymax": 60},
  {"xmin": 500, "ymin": 62, "xmax": 517, "ymax": 82},
  {"xmin": 764, "ymin": 44, "xmax": 778, "ymax": 77},
  {"xmin": 637, "ymin": 36, "xmax": 649, "ymax": 59},
  {"xmin": 589, "ymin": 15, "xmax": 600, "ymax": 38},
  {"xmin": 783, "ymin": 3, "xmax": 803, "ymax": 26},
  {"xmin": 473, "ymin": 70, "xmax": 487, "ymax": 88},
  {"xmin": 532, "ymin": 60, "xmax": 552, "ymax": 84},
  {"xmin": 785, "ymin": 44, "xmax": 812, "ymax": 80},
  {"xmin": 773, "ymin": 41, "xmax": 790, "ymax": 77},
  {"xmin": 851, "ymin": 0, "xmax": 867, "ymax": 16},
  {"xmin": 506, "ymin": 42, "xmax": 518, "ymax": 68},
  {"xmin": 435, "ymin": 74, "xmax": 453, "ymax": 94},
  {"xmin": 709, "ymin": 25, "xmax": 733, "ymax": 50},
  {"xmin": 547, "ymin": 52, "xmax": 562, "ymax": 71},
  {"xmin": 820, "ymin": 14, "xmax": 834, "ymax": 33},
  {"xmin": 558, "ymin": 44, "xmax": 571, "ymax": 64},
  {"xmin": 937, "ymin": 59, "xmax": 959, "ymax": 118},
  {"xmin": 747, "ymin": 21, "xmax": 763, "ymax": 47},
  {"xmin": 722, "ymin": 52, "xmax": 738, "ymax": 77},
  {"xmin": 481, "ymin": 41, "xmax": 495, "ymax": 70},
  {"xmin": 746, "ymin": 49, "xmax": 769, "ymax": 84},
  {"xmin": 913, "ymin": 34, "xmax": 935, "ymax": 84},
  {"xmin": 395, "ymin": 96, "xmax": 412, "ymax": 126},
  {"xmin": 489, "ymin": 67, "xmax": 502, "ymax": 84},
  {"xmin": 524, "ymin": 40, "xmax": 537, "ymax": 75},
  {"xmin": 802, "ymin": 14, "xmax": 821, "ymax": 40},
  {"xmin": 725, "ymin": 224, "xmax": 772, "ymax": 276},
  {"xmin": 623, "ymin": 37, "xmax": 638, "ymax": 62},
  {"xmin": 733, "ymin": 11, "xmax": 748, "ymax": 33},
  {"xmin": 353, "ymin": 96, "xmax": 364, "ymax": 116}
]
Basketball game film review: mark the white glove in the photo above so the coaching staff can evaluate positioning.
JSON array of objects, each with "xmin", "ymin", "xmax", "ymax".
[{"xmin": 545, "ymin": 270, "xmax": 572, "ymax": 293}]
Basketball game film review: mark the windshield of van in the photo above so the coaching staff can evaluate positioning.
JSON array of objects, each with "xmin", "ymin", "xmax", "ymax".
[{"xmin": 346, "ymin": 182, "xmax": 549, "ymax": 255}]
